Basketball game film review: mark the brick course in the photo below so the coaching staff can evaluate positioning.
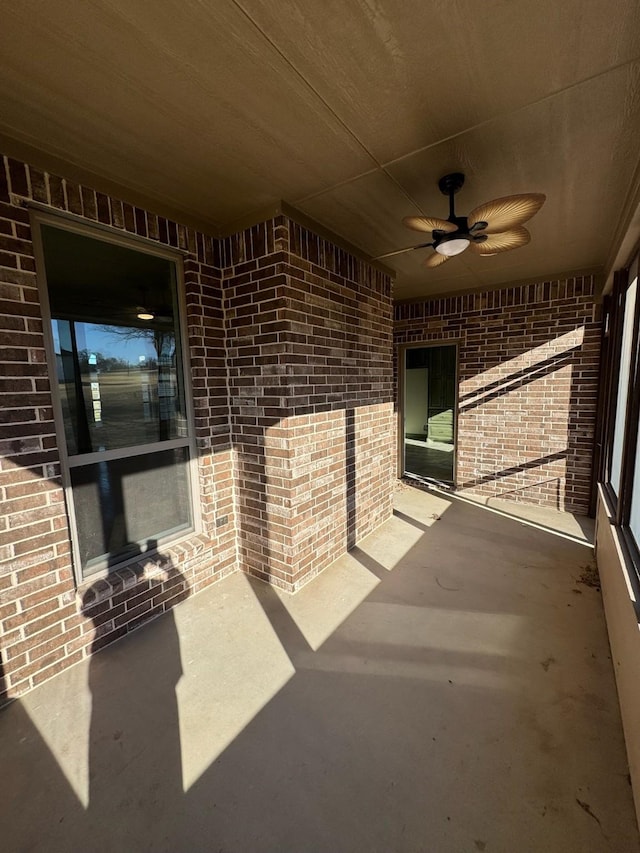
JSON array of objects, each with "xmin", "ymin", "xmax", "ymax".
[{"xmin": 394, "ymin": 279, "xmax": 601, "ymax": 513}]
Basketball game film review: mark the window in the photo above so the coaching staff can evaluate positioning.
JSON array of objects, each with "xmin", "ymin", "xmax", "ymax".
[
  {"xmin": 610, "ymin": 269, "xmax": 637, "ymax": 494},
  {"xmin": 35, "ymin": 217, "xmax": 197, "ymax": 579},
  {"xmin": 599, "ymin": 254, "xmax": 640, "ymax": 594}
]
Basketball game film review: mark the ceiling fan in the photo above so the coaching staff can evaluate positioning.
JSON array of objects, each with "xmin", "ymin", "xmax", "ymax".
[
  {"xmin": 135, "ymin": 287, "xmax": 174, "ymax": 324},
  {"xmin": 376, "ymin": 173, "xmax": 545, "ymax": 268}
]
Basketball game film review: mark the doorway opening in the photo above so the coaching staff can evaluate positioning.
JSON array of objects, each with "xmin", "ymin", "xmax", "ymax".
[{"xmin": 402, "ymin": 344, "xmax": 457, "ymax": 484}]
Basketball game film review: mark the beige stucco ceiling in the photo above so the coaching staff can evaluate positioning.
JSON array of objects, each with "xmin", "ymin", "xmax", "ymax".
[{"xmin": 1, "ymin": 0, "xmax": 640, "ymax": 300}]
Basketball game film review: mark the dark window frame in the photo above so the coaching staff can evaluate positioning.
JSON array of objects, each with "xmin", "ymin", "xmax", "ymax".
[
  {"xmin": 598, "ymin": 256, "xmax": 640, "ymax": 603},
  {"xmin": 397, "ymin": 341, "xmax": 459, "ymax": 486},
  {"xmin": 32, "ymin": 210, "xmax": 201, "ymax": 584}
]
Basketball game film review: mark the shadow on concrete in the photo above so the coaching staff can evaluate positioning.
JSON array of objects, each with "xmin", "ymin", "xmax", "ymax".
[
  {"xmin": 399, "ymin": 479, "xmax": 595, "ymax": 546},
  {"xmin": 82, "ymin": 540, "xmax": 188, "ymax": 846},
  {"xmin": 0, "ymin": 491, "xmax": 634, "ymax": 852},
  {"xmin": 0, "ymin": 539, "xmax": 190, "ymax": 851}
]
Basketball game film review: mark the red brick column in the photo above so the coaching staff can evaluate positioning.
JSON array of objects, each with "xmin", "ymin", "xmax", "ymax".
[{"xmin": 223, "ymin": 218, "xmax": 395, "ymax": 591}]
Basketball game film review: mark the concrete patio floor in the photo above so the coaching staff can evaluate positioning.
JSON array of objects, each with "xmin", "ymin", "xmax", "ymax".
[{"xmin": 1, "ymin": 485, "xmax": 638, "ymax": 852}]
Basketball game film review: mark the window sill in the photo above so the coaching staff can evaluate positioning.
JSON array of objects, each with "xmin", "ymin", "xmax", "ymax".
[
  {"xmin": 597, "ymin": 483, "xmax": 640, "ymax": 617},
  {"xmin": 77, "ymin": 531, "xmax": 214, "ymax": 607}
]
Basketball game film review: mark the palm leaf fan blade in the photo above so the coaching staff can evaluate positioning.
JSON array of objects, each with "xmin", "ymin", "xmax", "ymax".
[
  {"xmin": 403, "ymin": 216, "xmax": 458, "ymax": 234},
  {"xmin": 468, "ymin": 194, "xmax": 545, "ymax": 234},
  {"xmin": 424, "ymin": 251, "xmax": 451, "ymax": 268},
  {"xmin": 470, "ymin": 227, "xmax": 531, "ymax": 255}
]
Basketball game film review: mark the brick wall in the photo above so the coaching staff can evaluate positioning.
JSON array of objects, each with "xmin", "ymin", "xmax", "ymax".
[
  {"xmin": 0, "ymin": 154, "xmax": 396, "ymax": 702},
  {"xmin": 394, "ymin": 278, "xmax": 601, "ymax": 513},
  {"xmin": 0, "ymin": 156, "xmax": 237, "ymax": 704},
  {"xmin": 0, "ymin": 153, "xmax": 599, "ymax": 706},
  {"xmin": 222, "ymin": 218, "xmax": 394, "ymax": 591}
]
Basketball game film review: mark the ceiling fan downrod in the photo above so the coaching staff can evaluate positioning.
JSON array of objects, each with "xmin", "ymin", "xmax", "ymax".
[
  {"xmin": 432, "ymin": 173, "xmax": 487, "ymax": 255},
  {"xmin": 438, "ymin": 172, "xmax": 466, "ymax": 223}
]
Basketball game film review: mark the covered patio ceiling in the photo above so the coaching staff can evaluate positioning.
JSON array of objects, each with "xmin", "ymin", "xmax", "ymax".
[{"xmin": 1, "ymin": 0, "xmax": 640, "ymax": 300}]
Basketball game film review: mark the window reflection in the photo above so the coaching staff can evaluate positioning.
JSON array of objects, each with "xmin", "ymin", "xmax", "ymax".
[
  {"xmin": 53, "ymin": 319, "xmax": 186, "ymax": 455},
  {"xmin": 70, "ymin": 448, "xmax": 192, "ymax": 573},
  {"xmin": 40, "ymin": 223, "xmax": 194, "ymax": 575}
]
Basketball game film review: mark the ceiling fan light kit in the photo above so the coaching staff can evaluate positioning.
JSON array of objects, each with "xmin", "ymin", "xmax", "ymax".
[
  {"xmin": 435, "ymin": 236, "xmax": 471, "ymax": 257},
  {"xmin": 376, "ymin": 173, "xmax": 545, "ymax": 268}
]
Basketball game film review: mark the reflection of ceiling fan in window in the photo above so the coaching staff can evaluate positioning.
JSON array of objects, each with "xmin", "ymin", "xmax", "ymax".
[
  {"xmin": 375, "ymin": 173, "xmax": 546, "ymax": 267},
  {"xmin": 135, "ymin": 289, "xmax": 174, "ymax": 324}
]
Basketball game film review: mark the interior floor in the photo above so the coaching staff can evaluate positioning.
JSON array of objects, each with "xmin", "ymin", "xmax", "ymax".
[
  {"xmin": 0, "ymin": 486, "xmax": 636, "ymax": 853},
  {"xmin": 404, "ymin": 437, "xmax": 455, "ymax": 482}
]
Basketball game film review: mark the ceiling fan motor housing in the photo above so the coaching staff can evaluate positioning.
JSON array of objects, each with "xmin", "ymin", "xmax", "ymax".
[
  {"xmin": 438, "ymin": 172, "xmax": 466, "ymax": 196},
  {"xmin": 432, "ymin": 216, "xmax": 488, "ymax": 255}
]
